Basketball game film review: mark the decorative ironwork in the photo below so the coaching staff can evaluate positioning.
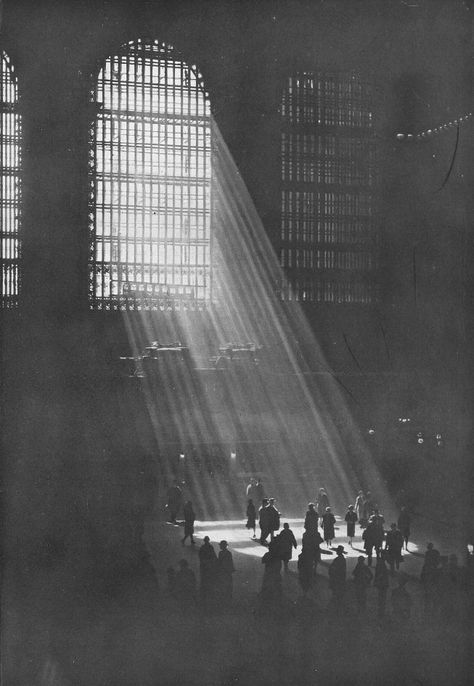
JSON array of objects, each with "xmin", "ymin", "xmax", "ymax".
[
  {"xmin": 89, "ymin": 39, "xmax": 212, "ymax": 310},
  {"xmin": 280, "ymin": 72, "xmax": 377, "ymax": 303},
  {"xmin": 1, "ymin": 52, "xmax": 21, "ymax": 308}
]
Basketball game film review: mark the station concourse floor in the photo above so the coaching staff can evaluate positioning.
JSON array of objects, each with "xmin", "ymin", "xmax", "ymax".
[
  {"xmin": 5, "ymin": 512, "xmax": 472, "ymax": 686},
  {"xmin": 139, "ymin": 513, "xmax": 472, "ymax": 686}
]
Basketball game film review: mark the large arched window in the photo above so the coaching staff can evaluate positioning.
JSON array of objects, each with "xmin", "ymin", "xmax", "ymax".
[
  {"xmin": 279, "ymin": 72, "xmax": 377, "ymax": 303},
  {"xmin": 89, "ymin": 39, "xmax": 212, "ymax": 310},
  {"xmin": 1, "ymin": 51, "xmax": 21, "ymax": 308}
]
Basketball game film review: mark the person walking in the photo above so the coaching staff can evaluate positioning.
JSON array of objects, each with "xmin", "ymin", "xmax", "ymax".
[
  {"xmin": 397, "ymin": 507, "xmax": 411, "ymax": 550},
  {"xmin": 260, "ymin": 538, "xmax": 283, "ymax": 610},
  {"xmin": 166, "ymin": 481, "xmax": 183, "ymax": 523},
  {"xmin": 371, "ymin": 509, "xmax": 385, "ymax": 558},
  {"xmin": 246, "ymin": 499, "xmax": 257, "ymax": 538},
  {"xmin": 363, "ymin": 491, "xmax": 375, "ymax": 522},
  {"xmin": 373, "ymin": 556, "xmax": 390, "ymax": 619},
  {"xmin": 199, "ymin": 536, "xmax": 217, "ymax": 604},
  {"xmin": 391, "ymin": 575, "xmax": 412, "ymax": 623},
  {"xmin": 328, "ymin": 545, "xmax": 347, "ymax": 614},
  {"xmin": 255, "ymin": 479, "xmax": 265, "ymax": 503},
  {"xmin": 302, "ymin": 527, "xmax": 324, "ymax": 577},
  {"xmin": 174, "ymin": 559, "xmax": 197, "ymax": 609},
  {"xmin": 217, "ymin": 540, "xmax": 235, "ymax": 605},
  {"xmin": 317, "ymin": 489, "xmax": 330, "ymax": 520},
  {"xmin": 266, "ymin": 498, "xmax": 281, "ymax": 541},
  {"xmin": 384, "ymin": 523, "xmax": 404, "ymax": 574},
  {"xmin": 182, "ymin": 500, "xmax": 196, "ymax": 545},
  {"xmin": 355, "ymin": 490, "xmax": 366, "ymax": 527},
  {"xmin": 304, "ymin": 503, "xmax": 319, "ymax": 533},
  {"xmin": 352, "ymin": 556, "xmax": 373, "ymax": 613},
  {"xmin": 258, "ymin": 498, "xmax": 270, "ymax": 545},
  {"xmin": 420, "ymin": 543, "xmax": 441, "ymax": 617},
  {"xmin": 362, "ymin": 518, "xmax": 378, "ymax": 566},
  {"xmin": 424, "ymin": 542, "xmax": 441, "ymax": 569},
  {"xmin": 322, "ymin": 507, "xmax": 336, "ymax": 548},
  {"xmin": 344, "ymin": 505, "xmax": 358, "ymax": 546},
  {"xmin": 298, "ymin": 548, "xmax": 315, "ymax": 595},
  {"xmin": 276, "ymin": 522, "xmax": 297, "ymax": 571},
  {"xmin": 246, "ymin": 478, "xmax": 257, "ymax": 502}
]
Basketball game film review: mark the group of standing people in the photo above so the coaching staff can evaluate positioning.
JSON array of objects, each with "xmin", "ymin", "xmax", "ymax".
[
  {"xmin": 165, "ymin": 478, "xmax": 471, "ymax": 627},
  {"xmin": 168, "ymin": 536, "xmax": 235, "ymax": 609}
]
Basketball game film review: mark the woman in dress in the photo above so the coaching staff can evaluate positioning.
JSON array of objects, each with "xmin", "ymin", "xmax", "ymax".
[
  {"xmin": 317, "ymin": 488, "xmax": 330, "ymax": 520},
  {"xmin": 344, "ymin": 504, "xmax": 358, "ymax": 546},
  {"xmin": 246, "ymin": 499, "xmax": 257, "ymax": 538},
  {"xmin": 182, "ymin": 500, "xmax": 196, "ymax": 545},
  {"xmin": 304, "ymin": 502, "xmax": 319, "ymax": 533},
  {"xmin": 322, "ymin": 506, "xmax": 336, "ymax": 547},
  {"xmin": 354, "ymin": 490, "xmax": 365, "ymax": 527}
]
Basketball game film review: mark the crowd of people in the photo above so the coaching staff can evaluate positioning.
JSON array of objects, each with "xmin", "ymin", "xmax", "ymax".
[
  {"xmin": 167, "ymin": 537, "xmax": 235, "ymax": 609},
  {"xmin": 165, "ymin": 479, "xmax": 473, "ymax": 623}
]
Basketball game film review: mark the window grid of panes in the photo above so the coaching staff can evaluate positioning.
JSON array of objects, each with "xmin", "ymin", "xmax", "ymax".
[
  {"xmin": 90, "ymin": 39, "xmax": 212, "ymax": 310},
  {"xmin": 280, "ymin": 71, "xmax": 377, "ymax": 304},
  {"xmin": 1, "ymin": 52, "xmax": 21, "ymax": 308}
]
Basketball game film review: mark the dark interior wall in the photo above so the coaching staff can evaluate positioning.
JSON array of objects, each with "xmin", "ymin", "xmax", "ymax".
[
  {"xmin": 1, "ymin": 6, "xmax": 472, "ymax": 676},
  {"xmin": 2, "ymin": 0, "xmax": 471, "ymax": 364}
]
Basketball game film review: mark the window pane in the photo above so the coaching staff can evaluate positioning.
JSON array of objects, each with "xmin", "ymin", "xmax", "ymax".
[
  {"xmin": 280, "ymin": 72, "xmax": 377, "ymax": 304},
  {"xmin": 90, "ymin": 39, "xmax": 212, "ymax": 310},
  {"xmin": 1, "ymin": 53, "xmax": 21, "ymax": 307}
]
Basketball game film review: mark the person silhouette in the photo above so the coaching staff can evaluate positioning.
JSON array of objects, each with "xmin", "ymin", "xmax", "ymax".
[
  {"xmin": 345, "ymin": 505, "xmax": 358, "ymax": 546},
  {"xmin": 182, "ymin": 500, "xmax": 196, "ymax": 545},
  {"xmin": 328, "ymin": 545, "xmax": 347, "ymax": 614},
  {"xmin": 199, "ymin": 536, "xmax": 217, "ymax": 604},
  {"xmin": 352, "ymin": 556, "xmax": 373, "ymax": 613},
  {"xmin": 276, "ymin": 522, "xmax": 297, "ymax": 571}
]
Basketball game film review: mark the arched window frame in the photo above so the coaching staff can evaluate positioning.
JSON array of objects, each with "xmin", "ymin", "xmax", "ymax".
[
  {"xmin": 88, "ymin": 38, "xmax": 213, "ymax": 311},
  {"xmin": 0, "ymin": 50, "xmax": 21, "ymax": 308}
]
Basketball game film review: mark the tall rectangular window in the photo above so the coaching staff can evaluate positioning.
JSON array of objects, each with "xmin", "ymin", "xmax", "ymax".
[
  {"xmin": 1, "ymin": 52, "xmax": 21, "ymax": 308},
  {"xmin": 90, "ymin": 39, "xmax": 212, "ymax": 310},
  {"xmin": 280, "ymin": 72, "xmax": 377, "ymax": 304}
]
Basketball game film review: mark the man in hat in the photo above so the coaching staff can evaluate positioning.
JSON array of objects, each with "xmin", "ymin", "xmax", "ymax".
[
  {"xmin": 328, "ymin": 545, "xmax": 347, "ymax": 614},
  {"xmin": 352, "ymin": 555, "xmax": 373, "ymax": 613},
  {"xmin": 199, "ymin": 535, "xmax": 217, "ymax": 604},
  {"xmin": 266, "ymin": 498, "xmax": 281, "ymax": 540},
  {"xmin": 166, "ymin": 480, "xmax": 183, "ymax": 523},
  {"xmin": 174, "ymin": 558, "xmax": 197, "ymax": 609},
  {"xmin": 385, "ymin": 523, "xmax": 404, "ymax": 574},
  {"xmin": 259, "ymin": 498, "xmax": 270, "ymax": 545},
  {"xmin": 217, "ymin": 540, "xmax": 235, "ymax": 605}
]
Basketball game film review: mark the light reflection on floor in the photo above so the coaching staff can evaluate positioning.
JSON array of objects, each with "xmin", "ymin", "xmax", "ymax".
[{"xmin": 191, "ymin": 517, "xmax": 420, "ymax": 560}]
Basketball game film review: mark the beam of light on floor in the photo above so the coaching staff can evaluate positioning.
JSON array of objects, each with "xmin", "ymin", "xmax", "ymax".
[
  {"xmin": 121, "ymin": 115, "xmax": 396, "ymax": 525},
  {"xmin": 161, "ymin": 519, "xmax": 421, "ymax": 562}
]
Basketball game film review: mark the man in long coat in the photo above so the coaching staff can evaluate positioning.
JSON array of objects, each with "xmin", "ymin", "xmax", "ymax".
[
  {"xmin": 266, "ymin": 498, "xmax": 281, "ymax": 540},
  {"xmin": 259, "ymin": 498, "xmax": 270, "ymax": 545},
  {"xmin": 217, "ymin": 540, "xmax": 235, "ymax": 605},
  {"xmin": 199, "ymin": 536, "xmax": 217, "ymax": 604},
  {"xmin": 328, "ymin": 545, "xmax": 347, "ymax": 614}
]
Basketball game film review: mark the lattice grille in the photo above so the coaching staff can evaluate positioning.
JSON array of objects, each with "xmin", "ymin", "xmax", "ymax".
[
  {"xmin": 1, "ymin": 52, "xmax": 21, "ymax": 308},
  {"xmin": 90, "ymin": 39, "xmax": 212, "ymax": 310},
  {"xmin": 280, "ymin": 72, "xmax": 377, "ymax": 304}
]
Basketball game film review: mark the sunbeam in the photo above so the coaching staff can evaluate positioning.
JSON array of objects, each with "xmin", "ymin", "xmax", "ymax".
[{"xmin": 119, "ymin": 114, "xmax": 395, "ymax": 525}]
